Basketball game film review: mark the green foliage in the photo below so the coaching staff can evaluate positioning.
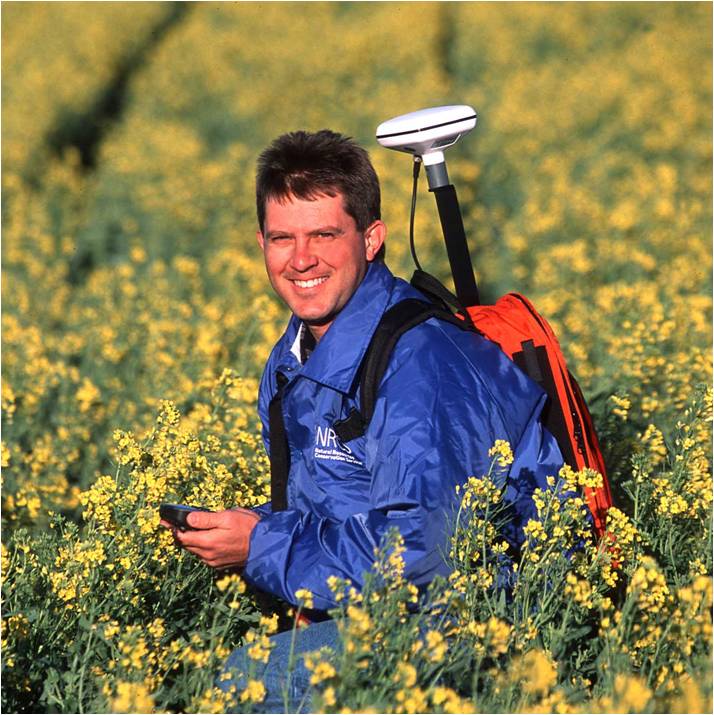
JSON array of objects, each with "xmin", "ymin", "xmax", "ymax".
[{"xmin": 2, "ymin": 385, "xmax": 268, "ymax": 713}]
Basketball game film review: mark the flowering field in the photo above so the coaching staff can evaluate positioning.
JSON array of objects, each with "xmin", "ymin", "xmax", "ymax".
[{"xmin": 2, "ymin": 2, "xmax": 711, "ymax": 713}]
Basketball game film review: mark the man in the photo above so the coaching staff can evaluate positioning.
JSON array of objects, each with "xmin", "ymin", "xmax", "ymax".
[{"xmin": 170, "ymin": 129, "xmax": 563, "ymax": 708}]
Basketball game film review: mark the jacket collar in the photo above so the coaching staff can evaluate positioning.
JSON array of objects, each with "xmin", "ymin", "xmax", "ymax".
[{"xmin": 278, "ymin": 261, "xmax": 396, "ymax": 394}]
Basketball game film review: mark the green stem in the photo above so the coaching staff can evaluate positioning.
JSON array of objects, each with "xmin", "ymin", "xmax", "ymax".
[
  {"xmin": 283, "ymin": 604, "xmax": 303, "ymax": 712},
  {"xmin": 646, "ymin": 610, "xmax": 676, "ymax": 690},
  {"xmin": 470, "ymin": 652, "xmax": 484, "ymax": 707},
  {"xmin": 77, "ymin": 621, "xmax": 96, "ymax": 714}
]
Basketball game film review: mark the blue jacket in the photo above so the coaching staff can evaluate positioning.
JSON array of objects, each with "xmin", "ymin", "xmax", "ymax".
[{"xmin": 243, "ymin": 261, "xmax": 563, "ymax": 611}]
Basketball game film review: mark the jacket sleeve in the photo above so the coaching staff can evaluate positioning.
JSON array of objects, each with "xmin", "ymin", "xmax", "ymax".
[
  {"xmin": 243, "ymin": 331, "xmax": 564, "ymax": 612},
  {"xmin": 257, "ymin": 360, "xmax": 274, "ymax": 458}
]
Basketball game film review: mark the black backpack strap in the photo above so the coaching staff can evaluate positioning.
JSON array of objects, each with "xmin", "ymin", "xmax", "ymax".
[
  {"xmin": 333, "ymin": 297, "xmax": 472, "ymax": 443},
  {"xmin": 410, "ymin": 269, "xmax": 475, "ymax": 327},
  {"xmin": 269, "ymin": 371, "xmax": 290, "ymax": 512},
  {"xmin": 512, "ymin": 342, "xmax": 578, "ymax": 472}
]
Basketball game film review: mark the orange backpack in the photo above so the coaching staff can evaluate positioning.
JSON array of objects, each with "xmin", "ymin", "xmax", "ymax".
[{"xmin": 467, "ymin": 292, "xmax": 613, "ymax": 536}]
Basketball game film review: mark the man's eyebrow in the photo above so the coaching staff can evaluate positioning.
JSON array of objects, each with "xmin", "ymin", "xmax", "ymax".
[
  {"xmin": 306, "ymin": 226, "xmax": 344, "ymax": 236},
  {"xmin": 264, "ymin": 229, "xmax": 293, "ymax": 239}
]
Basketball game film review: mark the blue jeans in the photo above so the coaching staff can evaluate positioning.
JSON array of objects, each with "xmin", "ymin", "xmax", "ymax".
[{"xmin": 216, "ymin": 619, "xmax": 341, "ymax": 713}]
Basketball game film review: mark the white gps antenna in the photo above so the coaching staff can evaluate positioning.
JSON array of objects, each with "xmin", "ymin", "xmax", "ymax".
[
  {"xmin": 376, "ymin": 105, "xmax": 477, "ymax": 189},
  {"xmin": 375, "ymin": 105, "xmax": 480, "ymax": 306}
]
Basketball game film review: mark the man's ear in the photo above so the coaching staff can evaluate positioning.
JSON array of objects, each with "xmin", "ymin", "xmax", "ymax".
[
  {"xmin": 364, "ymin": 220, "xmax": 386, "ymax": 262},
  {"xmin": 256, "ymin": 230, "xmax": 265, "ymax": 251}
]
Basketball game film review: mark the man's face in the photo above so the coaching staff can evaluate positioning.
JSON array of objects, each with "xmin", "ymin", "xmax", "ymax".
[{"xmin": 257, "ymin": 192, "xmax": 386, "ymax": 340}]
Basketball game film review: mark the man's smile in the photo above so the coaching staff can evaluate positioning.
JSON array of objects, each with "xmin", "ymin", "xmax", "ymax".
[{"xmin": 290, "ymin": 275, "xmax": 329, "ymax": 290}]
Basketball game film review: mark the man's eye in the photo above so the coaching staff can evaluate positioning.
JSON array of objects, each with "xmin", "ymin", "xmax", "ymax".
[
  {"xmin": 317, "ymin": 232, "xmax": 335, "ymax": 239},
  {"xmin": 270, "ymin": 235, "xmax": 291, "ymax": 243}
]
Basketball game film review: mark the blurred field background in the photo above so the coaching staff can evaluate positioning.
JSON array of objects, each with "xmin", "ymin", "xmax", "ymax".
[{"xmin": 2, "ymin": 2, "xmax": 712, "ymax": 713}]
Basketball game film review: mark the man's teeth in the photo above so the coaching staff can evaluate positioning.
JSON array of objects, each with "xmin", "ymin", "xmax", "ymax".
[{"xmin": 293, "ymin": 276, "xmax": 328, "ymax": 289}]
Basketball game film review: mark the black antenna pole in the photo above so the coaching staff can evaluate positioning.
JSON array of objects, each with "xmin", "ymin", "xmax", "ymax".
[{"xmin": 424, "ymin": 161, "xmax": 480, "ymax": 307}]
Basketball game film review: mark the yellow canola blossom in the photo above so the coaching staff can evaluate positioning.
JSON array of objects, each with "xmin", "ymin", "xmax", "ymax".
[
  {"xmin": 109, "ymin": 681, "xmax": 155, "ymax": 714},
  {"xmin": 424, "ymin": 630, "xmax": 447, "ymax": 663},
  {"xmin": 240, "ymin": 679, "xmax": 267, "ymax": 704},
  {"xmin": 295, "ymin": 588, "xmax": 315, "ymax": 610},
  {"xmin": 308, "ymin": 660, "xmax": 337, "ymax": 686},
  {"xmin": 431, "ymin": 686, "xmax": 476, "ymax": 714},
  {"xmin": 395, "ymin": 685, "xmax": 428, "ymax": 714},
  {"xmin": 488, "ymin": 439, "xmax": 514, "ymax": 468},
  {"xmin": 244, "ymin": 630, "xmax": 273, "ymax": 664}
]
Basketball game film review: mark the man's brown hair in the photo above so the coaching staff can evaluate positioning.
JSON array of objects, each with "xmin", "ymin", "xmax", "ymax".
[{"xmin": 256, "ymin": 130, "xmax": 383, "ymax": 250}]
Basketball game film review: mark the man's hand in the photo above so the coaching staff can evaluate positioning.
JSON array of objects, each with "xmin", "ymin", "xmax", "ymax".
[{"xmin": 162, "ymin": 508, "xmax": 260, "ymax": 570}]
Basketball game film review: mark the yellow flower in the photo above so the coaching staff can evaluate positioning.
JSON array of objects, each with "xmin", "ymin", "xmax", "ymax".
[
  {"xmin": 609, "ymin": 394, "xmax": 631, "ymax": 419},
  {"xmin": 564, "ymin": 572, "xmax": 594, "ymax": 609},
  {"xmin": 394, "ymin": 661, "xmax": 417, "ymax": 688},
  {"xmin": 308, "ymin": 661, "xmax": 336, "ymax": 686},
  {"xmin": 147, "ymin": 619, "xmax": 165, "ymax": 640},
  {"xmin": 523, "ymin": 519, "xmax": 547, "ymax": 542},
  {"xmin": 510, "ymin": 649, "xmax": 557, "ymax": 696},
  {"xmin": 322, "ymin": 686, "xmax": 337, "ymax": 707},
  {"xmin": 667, "ymin": 674, "xmax": 710, "ymax": 714},
  {"xmin": 109, "ymin": 681, "xmax": 155, "ymax": 713},
  {"xmin": 396, "ymin": 685, "xmax": 428, "ymax": 713},
  {"xmin": 259, "ymin": 613, "xmax": 280, "ymax": 634},
  {"xmin": 432, "ymin": 686, "xmax": 476, "ymax": 714},
  {"xmin": 425, "ymin": 630, "xmax": 447, "ymax": 663},
  {"xmin": 345, "ymin": 605, "xmax": 372, "ymax": 638},
  {"xmin": 245, "ymin": 631, "xmax": 273, "ymax": 663},
  {"xmin": 240, "ymin": 679, "xmax": 266, "ymax": 704},
  {"xmin": 612, "ymin": 673, "xmax": 651, "ymax": 712},
  {"xmin": 559, "ymin": 464, "xmax": 603, "ymax": 491},
  {"xmin": 216, "ymin": 573, "xmax": 246, "ymax": 594},
  {"xmin": 628, "ymin": 557, "xmax": 672, "ymax": 614},
  {"xmin": 295, "ymin": 588, "xmax": 314, "ymax": 609},
  {"xmin": 488, "ymin": 439, "xmax": 514, "ymax": 467},
  {"xmin": 75, "ymin": 377, "xmax": 101, "ymax": 413}
]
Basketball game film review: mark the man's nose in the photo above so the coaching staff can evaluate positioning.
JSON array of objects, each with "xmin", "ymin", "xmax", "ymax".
[{"xmin": 290, "ymin": 237, "xmax": 318, "ymax": 272}]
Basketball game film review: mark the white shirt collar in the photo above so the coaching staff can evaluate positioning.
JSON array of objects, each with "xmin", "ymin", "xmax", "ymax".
[{"xmin": 289, "ymin": 322, "xmax": 305, "ymax": 364}]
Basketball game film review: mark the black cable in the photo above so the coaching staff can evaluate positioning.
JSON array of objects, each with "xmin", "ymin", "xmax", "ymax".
[{"xmin": 409, "ymin": 157, "xmax": 422, "ymax": 271}]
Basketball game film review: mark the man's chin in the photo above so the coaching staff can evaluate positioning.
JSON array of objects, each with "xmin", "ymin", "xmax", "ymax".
[
  {"xmin": 301, "ymin": 314, "xmax": 332, "ymax": 328},
  {"xmin": 298, "ymin": 312, "xmax": 338, "ymax": 339}
]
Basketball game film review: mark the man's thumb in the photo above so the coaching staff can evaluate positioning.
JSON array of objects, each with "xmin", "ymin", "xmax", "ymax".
[{"xmin": 186, "ymin": 510, "xmax": 220, "ymax": 530}]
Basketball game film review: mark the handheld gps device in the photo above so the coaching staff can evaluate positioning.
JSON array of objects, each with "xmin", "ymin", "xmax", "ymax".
[{"xmin": 159, "ymin": 503, "xmax": 212, "ymax": 531}]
